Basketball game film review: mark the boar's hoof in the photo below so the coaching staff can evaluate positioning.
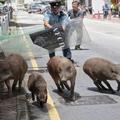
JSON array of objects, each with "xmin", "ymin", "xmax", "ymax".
[
  {"xmin": 117, "ymin": 86, "xmax": 120, "ymax": 92},
  {"xmin": 8, "ymin": 91, "xmax": 12, "ymax": 97},
  {"xmin": 110, "ymin": 90, "xmax": 116, "ymax": 94},
  {"xmin": 69, "ymin": 95, "xmax": 76, "ymax": 101},
  {"xmin": 117, "ymin": 89, "xmax": 120, "ymax": 92},
  {"xmin": 58, "ymin": 87, "xmax": 63, "ymax": 93},
  {"xmin": 18, "ymin": 87, "xmax": 22, "ymax": 93},
  {"xmin": 102, "ymin": 87, "xmax": 108, "ymax": 91},
  {"xmin": 99, "ymin": 89, "xmax": 104, "ymax": 93},
  {"xmin": 40, "ymin": 102, "xmax": 44, "ymax": 108},
  {"xmin": 12, "ymin": 86, "xmax": 16, "ymax": 92}
]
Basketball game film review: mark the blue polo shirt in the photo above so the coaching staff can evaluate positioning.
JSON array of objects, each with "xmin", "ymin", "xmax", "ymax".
[{"xmin": 43, "ymin": 11, "xmax": 69, "ymax": 28}]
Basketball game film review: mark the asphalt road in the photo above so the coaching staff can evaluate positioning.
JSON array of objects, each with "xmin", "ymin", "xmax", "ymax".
[{"xmin": 1, "ymin": 10, "xmax": 120, "ymax": 120}]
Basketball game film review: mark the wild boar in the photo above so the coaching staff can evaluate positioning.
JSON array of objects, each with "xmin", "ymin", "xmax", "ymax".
[
  {"xmin": 47, "ymin": 56, "xmax": 76, "ymax": 101},
  {"xmin": 0, "ymin": 59, "xmax": 13, "ymax": 94},
  {"xmin": 83, "ymin": 57, "xmax": 120, "ymax": 93},
  {"xmin": 28, "ymin": 72, "xmax": 47, "ymax": 107},
  {"xmin": 7, "ymin": 54, "xmax": 28, "ymax": 92},
  {"xmin": 0, "ymin": 53, "xmax": 28, "ymax": 94}
]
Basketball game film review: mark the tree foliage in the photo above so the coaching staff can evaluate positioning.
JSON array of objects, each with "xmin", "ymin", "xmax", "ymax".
[
  {"xmin": 61, "ymin": 0, "xmax": 65, "ymax": 5},
  {"xmin": 0, "ymin": 0, "xmax": 6, "ymax": 4}
]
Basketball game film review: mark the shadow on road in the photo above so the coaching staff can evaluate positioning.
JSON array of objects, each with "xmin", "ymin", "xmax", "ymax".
[
  {"xmin": 0, "ymin": 87, "xmax": 25, "ymax": 120},
  {"xmin": 32, "ymin": 101, "xmax": 48, "ymax": 112},
  {"xmin": 0, "ymin": 87, "xmax": 25, "ymax": 100},
  {"xmin": 18, "ymin": 23, "xmax": 42, "ymax": 27},
  {"xmin": 71, "ymin": 48, "xmax": 90, "ymax": 51},
  {"xmin": 10, "ymin": 21, "xmax": 42, "ymax": 27},
  {"xmin": 53, "ymin": 89, "xmax": 81, "ymax": 102},
  {"xmin": 88, "ymin": 87, "xmax": 120, "ymax": 96}
]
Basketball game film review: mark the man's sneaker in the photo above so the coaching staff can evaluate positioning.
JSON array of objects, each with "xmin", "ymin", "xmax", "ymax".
[
  {"xmin": 70, "ymin": 59, "xmax": 74, "ymax": 63},
  {"xmin": 75, "ymin": 45, "xmax": 83, "ymax": 50}
]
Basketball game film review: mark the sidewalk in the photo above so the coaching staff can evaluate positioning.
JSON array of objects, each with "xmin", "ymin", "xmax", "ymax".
[
  {"xmin": 0, "ymin": 20, "xmax": 18, "ymax": 41},
  {"xmin": 86, "ymin": 14, "xmax": 120, "ymax": 23},
  {"xmin": 0, "ymin": 19, "xmax": 30, "ymax": 120},
  {"xmin": 0, "ymin": 89, "xmax": 29, "ymax": 120}
]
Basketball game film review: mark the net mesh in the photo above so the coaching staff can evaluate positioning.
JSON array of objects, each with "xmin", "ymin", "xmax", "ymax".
[{"xmin": 65, "ymin": 18, "xmax": 91, "ymax": 48}]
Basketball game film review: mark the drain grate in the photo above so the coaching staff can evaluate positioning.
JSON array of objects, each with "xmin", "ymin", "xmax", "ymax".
[{"xmin": 59, "ymin": 95, "xmax": 117, "ymax": 106}]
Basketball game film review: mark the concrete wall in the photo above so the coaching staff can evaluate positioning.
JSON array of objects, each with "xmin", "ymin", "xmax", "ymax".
[
  {"xmin": 17, "ymin": 0, "xmax": 24, "ymax": 4},
  {"xmin": 66, "ymin": 0, "xmax": 73, "ymax": 10},
  {"xmin": 92, "ymin": 0, "xmax": 105, "ymax": 14}
]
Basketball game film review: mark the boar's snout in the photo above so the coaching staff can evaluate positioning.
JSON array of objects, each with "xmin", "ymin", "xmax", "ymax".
[
  {"xmin": 59, "ymin": 73, "xmax": 66, "ymax": 81},
  {"xmin": 37, "ymin": 89, "xmax": 47, "ymax": 104},
  {"xmin": 59, "ymin": 66, "xmax": 73, "ymax": 81}
]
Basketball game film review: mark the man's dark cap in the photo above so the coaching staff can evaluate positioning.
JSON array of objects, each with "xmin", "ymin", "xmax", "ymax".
[{"xmin": 49, "ymin": 1, "xmax": 61, "ymax": 8}]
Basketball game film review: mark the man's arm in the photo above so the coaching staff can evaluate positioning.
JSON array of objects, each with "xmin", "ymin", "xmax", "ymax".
[
  {"xmin": 61, "ymin": 14, "xmax": 70, "ymax": 31},
  {"xmin": 44, "ymin": 20, "xmax": 52, "ymax": 29},
  {"xmin": 43, "ymin": 12, "xmax": 53, "ymax": 29}
]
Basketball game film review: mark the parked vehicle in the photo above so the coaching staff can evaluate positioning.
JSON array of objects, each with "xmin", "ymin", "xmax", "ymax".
[
  {"xmin": 35, "ymin": 2, "xmax": 50, "ymax": 13},
  {"xmin": 28, "ymin": 4, "xmax": 41, "ymax": 13},
  {"xmin": 0, "ymin": 3, "xmax": 4, "ymax": 14},
  {"xmin": 27, "ymin": 1, "xmax": 50, "ymax": 14},
  {"xmin": 0, "ymin": 3, "xmax": 11, "ymax": 14}
]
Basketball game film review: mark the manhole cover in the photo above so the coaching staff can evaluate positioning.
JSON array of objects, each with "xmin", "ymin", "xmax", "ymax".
[{"xmin": 59, "ymin": 95, "xmax": 117, "ymax": 106}]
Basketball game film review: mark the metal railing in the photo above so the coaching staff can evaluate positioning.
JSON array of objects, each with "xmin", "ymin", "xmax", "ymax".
[
  {"xmin": 0, "ymin": 5, "xmax": 13, "ymax": 35},
  {"xmin": 0, "ymin": 13, "xmax": 9, "ymax": 34}
]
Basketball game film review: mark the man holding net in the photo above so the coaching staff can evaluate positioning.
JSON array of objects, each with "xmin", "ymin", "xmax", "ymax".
[{"xmin": 43, "ymin": 0, "xmax": 74, "ymax": 63}]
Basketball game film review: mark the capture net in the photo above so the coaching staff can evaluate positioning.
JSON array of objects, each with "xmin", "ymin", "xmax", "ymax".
[{"xmin": 65, "ymin": 17, "xmax": 91, "ymax": 49}]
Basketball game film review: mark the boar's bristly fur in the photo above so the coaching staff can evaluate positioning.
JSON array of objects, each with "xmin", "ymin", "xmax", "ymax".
[
  {"xmin": 0, "ymin": 53, "xmax": 28, "ymax": 95},
  {"xmin": 47, "ymin": 56, "xmax": 76, "ymax": 101},
  {"xmin": 28, "ymin": 72, "xmax": 47, "ymax": 108},
  {"xmin": 83, "ymin": 57, "xmax": 120, "ymax": 93}
]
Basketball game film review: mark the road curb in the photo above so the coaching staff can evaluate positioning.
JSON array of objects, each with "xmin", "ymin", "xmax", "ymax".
[
  {"xmin": 11, "ymin": 11, "xmax": 30, "ymax": 120},
  {"xmin": 16, "ymin": 95, "xmax": 30, "ymax": 120},
  {"xmin": 85, "ymin": 15, "xmax": 120, "ymax": 23}
]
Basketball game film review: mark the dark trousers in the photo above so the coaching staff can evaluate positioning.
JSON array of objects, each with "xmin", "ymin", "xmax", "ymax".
[{"xmin": 49, "ymin": 48, "xmax": 72, "ymax": 59}]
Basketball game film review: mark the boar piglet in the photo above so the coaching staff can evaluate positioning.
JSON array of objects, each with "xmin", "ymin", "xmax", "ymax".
[
  {"xmin": 83, "ymin": 57, "xmax": 120, "ymax": 93},
  {"xmin": 28, "ymin": 72, "xmax": 47, "ymax": 108},
  {"xmin": 47, "ymin": 56, "xmax": 76, "ymax": 101},
  {"xmin": 0, "ymin": 59, "xmax": 13, "ymax": 94}
]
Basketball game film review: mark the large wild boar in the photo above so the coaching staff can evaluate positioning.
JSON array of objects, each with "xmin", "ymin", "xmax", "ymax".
[
  {"xmin": 28, "ymin": 72, "xmax": 47, "ymax": 107},
  {"xmin": 83, "ymin": 57, "xmax": 120, "ymax": 93},
  {"xmin": 0, "ymin": 59, "xmax": 13, "ymax": 93},
  {"xmin": 0, "ymin": 53, "xmax": 28, "ymax": 94},
  {"xmin": 47, "ymin": 56, "xmax": 76, "ymax": 101}
]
